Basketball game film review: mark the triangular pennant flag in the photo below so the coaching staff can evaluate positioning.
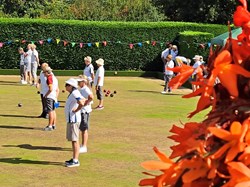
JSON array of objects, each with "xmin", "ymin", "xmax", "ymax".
[
  {"xmin": 21, "ymin": 40, "xmax": 26, "ymax": 44},
  {"xmin": 207, "ymin": 42, "xmax": 211, "ymax": 47},
  {"xmin": 103, "ymin": 41, "xmax": 107, "ymax": 46},
  {"xmin": 95, "ymin": 42, "xmax": 99, "ymax": 47},
  {"xmin": 87, "ymin": 43, "xmax": 92, "ymax": 47},
  {"xmin": 146, "ymin": 41, "xmax": 150, "ymax": 44},
  {"xmin": 152, "ymin": 41, "xmax": 156, "ymax": 46},
  {"xmin": 63, "ymin": 40, "xmax": 68, "ymax": 46},
  {"xmin": 7, "ymin": 41, "xmax": 12, "ymax": 45},
  {"xmin": 47, "ymin": 38, "xmax": 52, "ymax": 43},
  {"xmin": 138, "ymin": 43, "xmax": 142, "ymax": 47},
  {"xmin": 31, "ymin": 41, "xmax": 34, "ymax": 44},
  {"xmin": 15, "ymin": 40, "xmax": 19, "ymax": 42},
  {"xmin": 0, "ymin": 42, "xmax": 3, "ymax": 48},
  {"xmin": 71, "ymin": 42, "xmax": 76, "ymax": 47},
  {"xmin": 117, "ymin": 41, "xmax": 121, "ymax": 44},
  {"xmin": 39, "ymin": 40, "xmax": 44, "ymax": 45},
  {"xmin": 129, "ymin": 43, "xmax": 134, "ymax": 49},
  {"xmin": 160, "ymin": 42, "xmax": 164, "ymax": 47},
  {"xmin": 80, "ymin": 43, "xmax": 84, "ymax": 48},
  {"xmin": 56, "ymin": 39, "xmax": 60, "ymax": 44}
]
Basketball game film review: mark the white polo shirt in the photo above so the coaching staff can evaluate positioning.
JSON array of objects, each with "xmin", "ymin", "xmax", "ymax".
[
  {"xmin": 44, "ymin": 74, "xmax": 58, "ymax": 101},
  {"xmin": 164, "ymin": 60, "xmax": 174, "ymax": 75},
  {"xmin": 31, "ymin": 49, "xmax": 39, "ymax": 64},
  {"xmin": 79, "ymin": 85, "xmax": 92, "ymax": 113},
  {"xmin": 83, "ymin": 64, "xmax": 94, "ymax": 82},
  {"xmin": 65, "ymin": 89, "xmax": 83, "ymax": 123},
  {"xmin": 25, "ymin": 49, "xmax": 32, "ymax": 63},
  {"xmin": 94, "ymin": 66, "xmax": 105, "ymax": 86}
]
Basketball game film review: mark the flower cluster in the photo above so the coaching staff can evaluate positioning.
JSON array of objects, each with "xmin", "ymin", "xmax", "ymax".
[{"xmin": 139, "ymin": 0, "xmax": 250, "ymax": 186}]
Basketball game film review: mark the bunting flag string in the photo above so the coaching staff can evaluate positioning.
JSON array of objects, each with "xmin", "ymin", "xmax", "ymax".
[{"xmin": 0, "ymin": 37, "xmax": 213, "ymax": 50}]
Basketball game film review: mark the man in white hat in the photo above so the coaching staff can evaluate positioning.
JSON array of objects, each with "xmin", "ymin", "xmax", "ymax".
[
  {"xmin": 94, "ymin": 58, "xmax": 105, "ymax": 110},
  {"xmin": 64, "ymin": 78, "xmax": 85, "ymax": 167}
]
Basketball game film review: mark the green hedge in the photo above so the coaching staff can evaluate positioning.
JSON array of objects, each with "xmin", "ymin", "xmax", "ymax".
[
  {"xmin": 176, "ymin": 31, "xmax": 214, "ymax": 62},
  {"xmin": 0, "ymin": 18, "xmax": 227, "ymax": 71}
]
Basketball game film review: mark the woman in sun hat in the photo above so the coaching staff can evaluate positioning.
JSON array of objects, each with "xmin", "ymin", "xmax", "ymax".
[
  {"xmin": 64, "ymin": 78, "xmax": 85, "ymax": 167},
  {"xmin": 93, "ymin": 58, "xmax": 105, "ymax": 110}
]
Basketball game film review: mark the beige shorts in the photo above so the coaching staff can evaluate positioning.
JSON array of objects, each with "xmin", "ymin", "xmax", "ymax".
[{"xmin": 66, "ymin": 122, "xmax": 80, "ymax": 141}]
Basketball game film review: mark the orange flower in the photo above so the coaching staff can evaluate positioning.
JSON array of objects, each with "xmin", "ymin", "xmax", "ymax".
[
  {"xmin": 168, "ymin": 122, "xmax": 207, "ymax": 158},
  {"xmin": 139, "ymin": 147, "xmax": 181, "ymax": 186},
  {"xmin": 208, "ymin": 121, "xmax": 248, "ymax": 163},
  {"xmin": 222, "ymin": 162, "xmax": 250, "ymax": 187}
]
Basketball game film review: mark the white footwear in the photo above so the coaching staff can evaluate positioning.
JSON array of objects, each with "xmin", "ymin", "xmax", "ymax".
[
  {"xmin": 79, "ymin": 146, "xmax": 87, "ymax": 153},
  {"xmin": 22, "ymin": 81, "xmax": 27, "ymax": 84},
  {"xmin": 161, "ymin": 91, "xmax": 167, "ymax": 94}
]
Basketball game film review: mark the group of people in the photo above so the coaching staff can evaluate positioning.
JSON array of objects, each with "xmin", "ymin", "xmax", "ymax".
[
  {"xmin": 63, "ymin": 57, "xmax": 105, "ymax": 167},
  {"xmin": 18, "ymin": 46, "xmax": 106, "ymax": 168},
  {"xmin": 160, "ymin": 44, "xmax": 207, "ymax": 93},
  {"xmin": 18, "ymin": 44, "xmax": 39, "ymax": 85}
]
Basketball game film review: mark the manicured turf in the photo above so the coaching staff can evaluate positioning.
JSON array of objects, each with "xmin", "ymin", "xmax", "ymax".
[{"xmin": 0, "ymin": 76, "xmax": 208, "ymax": 187}]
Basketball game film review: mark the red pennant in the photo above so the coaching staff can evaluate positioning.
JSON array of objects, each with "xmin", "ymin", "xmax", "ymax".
[
  {"xmin": 152, "ymin": 41, "xmax": 156, "ymax": 46},
  {"xmin": 63, "ymin": 40, "xmax": 68, "ymax": 46},
  {"xmin": 103, "ymin": 41, "xmax": 107, "ymax": 46},
  {"xmin": 129, "ymin": 43, "xmax": 134, "ymax": 49}
]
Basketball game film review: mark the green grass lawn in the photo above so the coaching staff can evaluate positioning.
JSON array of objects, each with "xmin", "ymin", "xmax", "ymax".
[{"xmin": 0, "ymin": 76, "xmax": 208, "ymax": 187}]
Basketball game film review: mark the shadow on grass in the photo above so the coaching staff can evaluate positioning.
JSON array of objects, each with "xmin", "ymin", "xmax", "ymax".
[
  {"xmin": 3, "ymin": 144, "xmax": 71, "ymax": 151},
  {"xmin": 0, "ymin": 125, "xmax": 42, "ymax": 130},
  {"xmin": 0, "ymin": 157, "xmax": 64, "ymax": 166},
  {"xmin": 129, "ymin": 90, "xmax": 184, "ymax": 95},
  {"xmin": 0, "ymin": 114, "xmax": 38, "ymax": 118}
]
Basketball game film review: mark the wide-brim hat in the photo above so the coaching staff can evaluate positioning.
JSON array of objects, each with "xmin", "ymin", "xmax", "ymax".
[
  {"xmin": 65, "ymin": 78, "xmax": 78, "ymax": 88},
  {"xmin": 96, "ymin": 58, "xmax": 104, "ymax": 66},
  {"xmin": 193, "ymin": 55, "xmax": 200, "ymax": 60}
]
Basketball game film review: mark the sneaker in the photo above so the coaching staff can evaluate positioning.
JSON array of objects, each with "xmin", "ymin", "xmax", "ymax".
[
  {"xmin": 66, "ymin": 160, "xmax": 80, "ymax": 167},
  {"xmin": 79, "ymin": 146, "xmax": 87, "ymax": 153},
  {"xmin": 52, "ymin": 125, "xmax": 56, "ymax": 130},
  {"xmin": 44, "ymin": 125, "xmax": 53, "ymax": 131},
  {"xmin": 161, "ymin": 91, "xmax": 167, "ymax": 94},
  {"xmin": 95, "ymin": 105, "xmax": 104, "ymax": 110},
  {"xmin": 22, "ymin": 81, "xmax": 27, "ymax": 84},
  {"xmin": 65, "ymin": 158, "xmax": 73, "ymax": 165}
]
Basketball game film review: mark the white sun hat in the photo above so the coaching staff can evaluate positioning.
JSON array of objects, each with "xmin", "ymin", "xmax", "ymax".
[
  {"xmin": 65, "ymin": 78, "xmax": 78, "ymax": 88},
  {"xmin": 96, "ymin": 58, "xmax": 104, "ymax": 66}
]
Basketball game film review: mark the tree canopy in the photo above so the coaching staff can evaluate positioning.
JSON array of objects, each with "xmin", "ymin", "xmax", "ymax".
[{"xmin": 0, "ymin": 0, "xmax": 248, "ymax": 24}]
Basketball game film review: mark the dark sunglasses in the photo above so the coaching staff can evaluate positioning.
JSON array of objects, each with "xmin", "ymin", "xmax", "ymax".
[{"xmin": 65, "ymin": 83, "xmax": 71, "ymax": 87}]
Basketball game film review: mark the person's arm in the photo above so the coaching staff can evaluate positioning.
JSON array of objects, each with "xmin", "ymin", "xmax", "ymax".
[
  {"xmin": 73, "ymin": 98, "xmax": 85, "ymax": 113},
  {"xmin": 84, "ymin": 93, "xmax": 93, "ymax": 106}
]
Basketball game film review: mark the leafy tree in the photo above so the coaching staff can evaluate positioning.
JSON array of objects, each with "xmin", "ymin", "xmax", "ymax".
[
  {"xmin": 68, "ymin": 0, "xmax": 165, "ymax": 21},
  {"xmin": 152, "ymin": 0, "xmax": 247, "ymax": 24}
]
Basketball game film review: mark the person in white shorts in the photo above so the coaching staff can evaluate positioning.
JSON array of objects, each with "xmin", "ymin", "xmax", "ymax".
[
  {"xmin": 24, "ymin": 44, "xmax": 32, "ymax": 84},
  {"xmin": 31, "ymin": 44, "xmax": 40, "ymax": 85},
  {"xmin": 64, "ymin": 78, "xmax": 85, "ymax": 167}
]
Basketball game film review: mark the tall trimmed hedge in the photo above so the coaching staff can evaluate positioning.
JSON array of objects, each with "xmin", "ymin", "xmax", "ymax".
[
  {"xmin": 176, "ymin": 31, "xmax": 214, "ymax": 63},
  {"xmin": 0, "ymin": 18, "xmax": 227, "ymax": 71}
]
